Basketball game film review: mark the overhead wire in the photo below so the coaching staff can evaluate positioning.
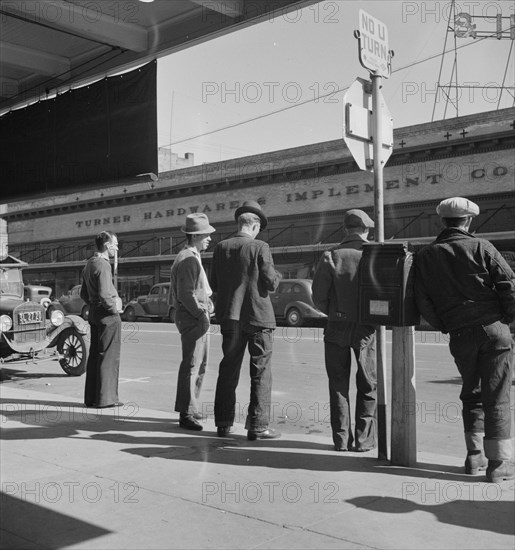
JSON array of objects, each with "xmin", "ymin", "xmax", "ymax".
[{"xmin": 164, "ymin": 22, "xmax": 515, "ymax": 148}]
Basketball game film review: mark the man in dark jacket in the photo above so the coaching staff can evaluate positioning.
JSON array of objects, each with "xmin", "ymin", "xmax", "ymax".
[
  {"xmin": 211, "ymin": 200, "xmax": 282, "ymax": 440},
  {"xmin": 81, "ymin": 231, "xmax": 123, "ymax": 408},
  {"xmin": 415, "ymin": 197, "xmax": 515, "ymax": 483},
  {"xmin": 312, "ymin": 209, "xmax": 377, "ymax": 452}
]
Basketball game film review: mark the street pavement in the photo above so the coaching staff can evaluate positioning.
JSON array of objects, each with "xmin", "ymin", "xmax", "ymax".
[{"xmin": 1, "ymin": 382, "xmax": 514, "ymax": 550}]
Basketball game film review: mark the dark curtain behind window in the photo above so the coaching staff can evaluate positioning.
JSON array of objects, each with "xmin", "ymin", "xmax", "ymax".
[{"xmin": 0, "ymin": 61, "xmax": 157, "ymax": 200}]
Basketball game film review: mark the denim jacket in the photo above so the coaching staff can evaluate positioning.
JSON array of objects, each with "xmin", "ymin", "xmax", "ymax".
[{"xmin": 414, "ymin": 228, "xmax": 515, "ymax": 331}]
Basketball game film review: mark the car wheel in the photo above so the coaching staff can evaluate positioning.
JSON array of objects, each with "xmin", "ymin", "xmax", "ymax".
[
  {"xmin": 56, "ymin": 328, "xmax": 89, "ymax": 376},
  {"xmin": 125, "ymin": 306, "xmax": 136, "ymax": 322},
  {"xmin": 286, "ymin": 307, "xmax": 303, "ymax": 327},
  {"xmin": 81, "ymin": 305, "xmax": 89, "ymax": 320},
  {"xmin": 169, "ymin": 309, "xmax": 176, "ymax": 323}
]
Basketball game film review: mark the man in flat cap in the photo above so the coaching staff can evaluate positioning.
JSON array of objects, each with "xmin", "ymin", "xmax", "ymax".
[
  {"xmin": 170, "ymin": 213, "xmax": 216, "ymax": 431},
  {"xmin": 415, "ymin": 197, "xmax": 515, "ymax": 483},
  {"xmin": 210, "ymin": 200, "xmax": 282, "ymax": 440},
  {"xmin": 312, "ymin": 209, "xmax": 377, "ymax": 452}
]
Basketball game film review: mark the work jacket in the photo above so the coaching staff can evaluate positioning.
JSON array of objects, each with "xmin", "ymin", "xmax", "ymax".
[
  {"xmin": 414, "ymin": 228, "xmax": 515, "ymax": 332},
  {"xmin": 210, "ymin": 232, "xmax": 281, "ymax": 328},
  {"xmin": 170, "ymin": 247, "xmax": 211, "ymax": 319},
  {"xmin": 312, "ymin": 234, "xmax": 369, "ymax": 324},
  {"xmin": 80, "ymin": 254, "xmax": 119, "ymax": 315}
]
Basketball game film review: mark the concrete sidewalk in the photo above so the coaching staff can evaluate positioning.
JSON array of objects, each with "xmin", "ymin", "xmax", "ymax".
[{"xmin": 1, "ymin": 385, "xmax": 514, "ymax": 550}]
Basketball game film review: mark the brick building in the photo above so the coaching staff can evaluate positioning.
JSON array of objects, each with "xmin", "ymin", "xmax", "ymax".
[{"xmin": 4, "ymin": 107, "xmax": 514, "ymax": 302}]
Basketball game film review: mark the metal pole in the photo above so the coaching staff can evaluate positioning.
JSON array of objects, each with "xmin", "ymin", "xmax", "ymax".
[
  {"xmin": 371, "ymin": 73, "xmax": 388, "ymax": 461},
  {"xmin": 114, "ymin": 249, "xmax": 119, "ymax": 291}
]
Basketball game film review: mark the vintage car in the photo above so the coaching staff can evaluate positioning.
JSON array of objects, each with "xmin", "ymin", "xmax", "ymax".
[
  {"xmin": 122, "ymin": 282, "xmax": 215, "ymax": 323},
  {"xmin": 0, "ymin": 255, "xmax": 89, "ymax": 376},
  {"xmin": 122, "ymin": 283, "xmax": 175, "ymax": 323},
  {"xmin": 24, "ymin": 284, "xmax": 53, "ymax": 308},
  {"xmin": 270, "ymin": 278, "xmax": 327, "ymax": 327},
  {"xmin": 48, "ymin": 284, "xmax": 89, "ymax": 320}
]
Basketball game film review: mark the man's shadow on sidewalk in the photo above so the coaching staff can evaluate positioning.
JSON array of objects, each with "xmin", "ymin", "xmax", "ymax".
[
  {"xmin": 346, "ymin": 495, "xmax": 515, "ymax": 537},
  {"xmin": 2, "ymin": 397, "xmax": 508, "ymax": 484},
  {"xmin": 87, "ymin": 428, "xmax": 492, "ymax": 483}
]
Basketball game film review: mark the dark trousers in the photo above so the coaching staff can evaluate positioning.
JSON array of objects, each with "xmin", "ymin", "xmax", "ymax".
[
  {"xmin": 214, "ymin": 320, "xmax": 274, "ymax": 431},
  {"xmin": 449, "ymin": 320, "xmax": 513, "ymax": 440},
  {"xmin": 84, "ymin": 306, "xmax": 121, "ymax": 407},
  {"xmin": 174, "ymin": 309, "xmax": 209, "ymax": 416},
  {"xmin": 324, "ymin": 322, "xmax": 377, "ymax": 450}
]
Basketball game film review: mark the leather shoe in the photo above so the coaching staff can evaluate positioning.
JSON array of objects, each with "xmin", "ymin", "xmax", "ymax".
[
  {"xmin": 486, "ymin": 460, "xmax": 514, "ymax": 483},
  {"xmin": 217, "ymin": 426, "xmax": 233, "ymax": 437},
  {"xmin": 98, "ymin": 402, "xmax": 124, "ymax": 409},
  {"xmin": 353, "ymin": 446, "xmax": 375, "ymax": 453},
  {"xmin": 179, "ymin": 415, "xmax": 203, "ymax": 431},
  {"xmin": 465, "ymin": 451, "xmax": 488, "ymax": 475},
  {"xmin": 247, "ymin": 428, "xmax": 281, "ymax": 441}
]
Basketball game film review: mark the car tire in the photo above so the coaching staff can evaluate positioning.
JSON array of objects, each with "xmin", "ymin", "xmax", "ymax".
[
  {"xmin": 286, "ymin": 307, "xmax": 303, "ymax": 327},
  {"xmin": 81, "ymin": 305, "xmax": 89, "ymax": 321},
  {"xmin": 56, "ymin": 328, "xmax": 89, "ymax": 376},
  {"xmin": 124, "ymin": 307, "xmax": 136, "ymax": 322}
]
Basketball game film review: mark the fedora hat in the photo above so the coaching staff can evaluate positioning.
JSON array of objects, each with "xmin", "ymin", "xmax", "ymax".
[
  {"xmin": 436, "ymin": 197, "xmax": 480, "ymax": 218},
  {"xmin": 180, "ymin": 213, "xmax": 216, "ymax": 234},
  {"xmin": 343, "ymin": 209, "xmax": 375, "ymax": 228},
  {"xmin": 234, "ymin": 200, "xmax": 268, "ymax": 229}
]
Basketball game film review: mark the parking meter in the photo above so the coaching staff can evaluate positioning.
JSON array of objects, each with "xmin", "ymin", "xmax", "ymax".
[{"xmin": 358, "ymin": 242, "xmax": 420, "ymax": 326}]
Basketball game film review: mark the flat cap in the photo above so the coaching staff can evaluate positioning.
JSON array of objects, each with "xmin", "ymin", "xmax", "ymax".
[
  {"xmin": 343, "ymin": 209, "xmax": 375, "ymax": 228},
  {"xmin": 436, "ymin": 197, "xmax": 480, "ymax": 218}
]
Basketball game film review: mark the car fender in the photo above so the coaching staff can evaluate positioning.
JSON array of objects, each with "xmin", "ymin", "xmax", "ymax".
[
  {"xmin": 48, "ymin": 301, "xmax": 66, "ymax": 314},
  {"xmin": 47, "ymin": 315, "xmax": 90, "ymax": 347},
  {"xmin": 284, "ymin": 301, "xmax": 326, "ymax": 319},
  {"xmin": 123, "ymin": 301, "xmax": 147, "ymax": 317}
]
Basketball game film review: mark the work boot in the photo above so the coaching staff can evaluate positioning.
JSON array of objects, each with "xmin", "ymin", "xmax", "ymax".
[
  {"xmin": 486, "ymin": 461, "xmax": 515, "ymax": 483},
  {"xmin": 464, "ymin": 451, "xmax": 488, "ymax": 475}
]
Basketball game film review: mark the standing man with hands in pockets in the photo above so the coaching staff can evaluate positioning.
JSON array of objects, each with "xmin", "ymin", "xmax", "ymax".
[
  {"xmin": 312, "ymin": 209, "xmax": 377, "ymax": 453},
  {"xmin": 211, "ymin": 200, "xmax": 282, "ymax": 440},
  {"xmin": 170, "ymin": 213, "xmax": 216, "ymax": 431},
  {"xmin": 81, "ymin": 231, "xmax": 123, "ymax": 409}
]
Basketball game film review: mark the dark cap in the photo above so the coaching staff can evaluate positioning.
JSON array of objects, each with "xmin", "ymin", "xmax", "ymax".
[
  {"xmin": 234, "ymin": 200, "xmax": 268, "ymax": 229},
  {"xmin": 343, "ymin": 209, "xmax": 375, "ymax": 228}
]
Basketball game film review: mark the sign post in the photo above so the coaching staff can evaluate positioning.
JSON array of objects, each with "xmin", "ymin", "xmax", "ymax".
[{"xmin": 345, "ymin": 10, "xmax": 415, "ymax": 466}]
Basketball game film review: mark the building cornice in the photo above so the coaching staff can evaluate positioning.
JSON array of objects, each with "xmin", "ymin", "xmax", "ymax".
[{"xmin": 4, "ymin": 129, "xmax": 514, "ymax": 223}]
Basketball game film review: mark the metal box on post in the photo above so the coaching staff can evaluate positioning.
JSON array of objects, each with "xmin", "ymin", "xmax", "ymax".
[{"xmin": 358, "ymin": 242, "xmax": 420, "ymax": 326}]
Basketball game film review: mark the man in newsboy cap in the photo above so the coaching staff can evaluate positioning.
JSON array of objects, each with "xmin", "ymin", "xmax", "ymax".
[
  {"xmin": 415, "ymin": 197, "xmax": 515, "ymax": 483},
  {"xmin": 312, "ymin": 208, "xmax": 377, "ymax": 453},
  {"xmin": 170, "ymin": 213, "xmax": 216, "ymax": 431}
]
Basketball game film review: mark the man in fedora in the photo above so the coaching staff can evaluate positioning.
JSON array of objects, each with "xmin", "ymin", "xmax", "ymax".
[
  {"xmin": 170, "ymin": 213, "xmax": 216, "ymax": 431},
  {"xmin": 415, "ymin": 197, "xmax": 515, "ymax": 483},
  {"xmin": 312, "ymin": 209, "xmax": 377, "ymax": 453},
  {"xmin": 210, "ymin": 200, "xmax": 282, "ymax": 440}
]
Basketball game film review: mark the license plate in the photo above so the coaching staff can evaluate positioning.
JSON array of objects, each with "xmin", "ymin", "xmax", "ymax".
[{"xmin": 18, "ymin": 311, "xmax": 42, "ymax": 324}]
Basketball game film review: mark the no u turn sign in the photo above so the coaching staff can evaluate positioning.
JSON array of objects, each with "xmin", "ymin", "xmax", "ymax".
[{"xmin": 356, "ymin": 10, "xmax": 392, "ymax": 78}]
